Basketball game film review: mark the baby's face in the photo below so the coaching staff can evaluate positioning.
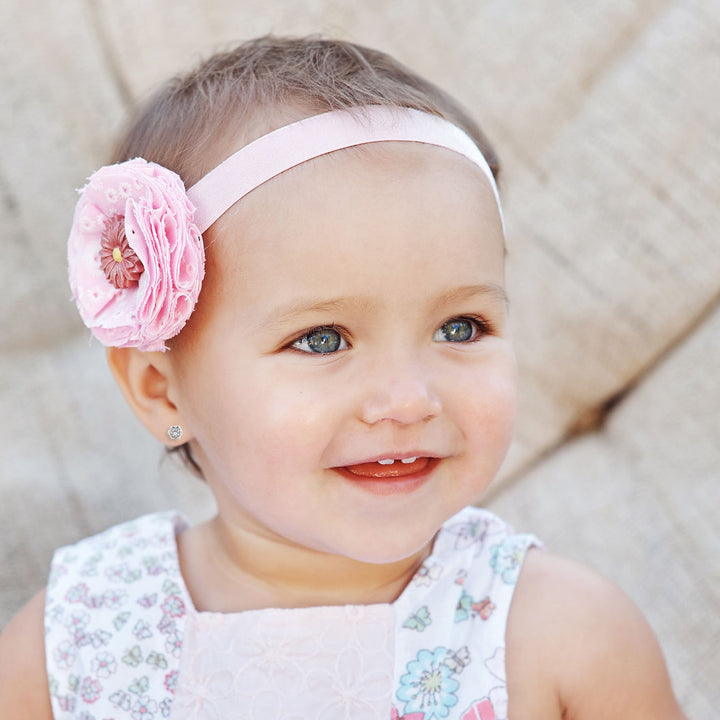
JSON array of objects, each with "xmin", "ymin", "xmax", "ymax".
[{"xmin": 172, "ymin": 143, "xmax": 515, "ymax": 564}]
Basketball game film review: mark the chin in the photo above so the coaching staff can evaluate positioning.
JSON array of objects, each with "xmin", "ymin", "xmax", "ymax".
[{"xmin": 338, "ymin": 527, "xmax": 439, "ymax": 566}]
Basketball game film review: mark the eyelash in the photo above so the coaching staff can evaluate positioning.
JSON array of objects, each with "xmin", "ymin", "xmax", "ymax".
[
  {"xmin": 433, "ymin": 315, "xmax": 494, "ymax": 343},
  {"xmin": 287, "ymin": 315, "xmax": 494, "ymax": 355},
  {"xmin": 289, "ymin": 324, "xmax": 350, "ymax": 354}
]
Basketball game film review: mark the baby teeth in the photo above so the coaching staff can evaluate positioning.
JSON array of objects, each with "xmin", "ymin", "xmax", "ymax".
[{"xmin": 376, "ymin": 457, "xmax": 418, "ymax": 466}]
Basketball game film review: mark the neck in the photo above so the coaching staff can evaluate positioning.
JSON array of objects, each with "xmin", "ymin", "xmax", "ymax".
[{"xmin": 177, "ymin": 514, "xmax": 433, "ymax": 613}]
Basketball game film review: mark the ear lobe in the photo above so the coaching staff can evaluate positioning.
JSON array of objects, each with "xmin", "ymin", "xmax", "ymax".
[{"xmin": 106, "ymin": 347, "xmax": 188, "ymax": 445}]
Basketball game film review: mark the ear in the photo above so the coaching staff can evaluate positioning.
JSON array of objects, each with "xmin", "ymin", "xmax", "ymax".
[{"xmin": 106, "ymin": 347, "xmax": 190, "ymax": 446}]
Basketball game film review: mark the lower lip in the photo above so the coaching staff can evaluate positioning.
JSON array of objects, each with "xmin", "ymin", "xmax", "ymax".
[{"xmin": 334, "ymin": 458, "xmax": 439, "ymax": 496}]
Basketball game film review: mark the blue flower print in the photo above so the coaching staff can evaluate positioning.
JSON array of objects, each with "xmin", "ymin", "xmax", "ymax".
[
  {"xmin": 489, "ymin": 537, "xmax": 528, "ymax": 584},
  {"xmin": 397, "ymin": 647, "xmax": 459, "ymax": 719}
]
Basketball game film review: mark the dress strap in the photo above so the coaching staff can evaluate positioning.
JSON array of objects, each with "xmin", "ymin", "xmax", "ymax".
[
  {"xmin": 44, "ymin": 512, "xmax": 190, "ymax": 719},
  {"xmin": 392, "ymin": 506, "xmax": 542, "ymax": 720}
]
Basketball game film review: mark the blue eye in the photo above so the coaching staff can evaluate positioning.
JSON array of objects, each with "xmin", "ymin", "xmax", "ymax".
[
  {"xmin": 433, "ymin": 317, "xmax": 485, "ymax": 343},
  {"xmin": 292, "ymin": 326, "xmax": 348, "ymax": 354}
]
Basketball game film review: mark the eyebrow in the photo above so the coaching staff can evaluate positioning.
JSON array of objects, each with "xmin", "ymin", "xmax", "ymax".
[
  {"xmin": 262, "ymin": 283, "xmax": 508, "ymax": 330},
  {"xmin": 430, "ymin": 283, "xmax": 509, "ymax": 311},
  {"xmin": 261, "ymin": 296, "xmax": 377, "ymax": 330}
]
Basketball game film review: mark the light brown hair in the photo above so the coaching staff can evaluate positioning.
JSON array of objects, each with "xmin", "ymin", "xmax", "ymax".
[{"xmin": 113, "ymin": 36, "xmax": 499, "ymax": 184}]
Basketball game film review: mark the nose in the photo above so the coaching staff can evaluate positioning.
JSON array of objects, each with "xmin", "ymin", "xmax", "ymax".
[{"xmin": 359, "ymin": 363, "xmax": 442, "ymax": 426}]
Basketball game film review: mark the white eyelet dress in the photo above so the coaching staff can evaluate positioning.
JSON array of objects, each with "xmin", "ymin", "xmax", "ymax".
[{"xmin": 44, "ymin": 507, "xmax": 541, "ymax": 720}]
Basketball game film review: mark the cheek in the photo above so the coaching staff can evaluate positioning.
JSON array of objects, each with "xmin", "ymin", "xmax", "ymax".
[
  {"xmin": 196, "ymin": 371, "xmax": 338, "ymax": 474},
  {"xmin": 464, "ymin": 357, "xmax": 518, "ymax": 450}
]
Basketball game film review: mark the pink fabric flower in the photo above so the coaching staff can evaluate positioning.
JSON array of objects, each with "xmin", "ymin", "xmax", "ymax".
[{"xmin": 68, "ymin": 158, "xmax": 205, "ymax": 351}]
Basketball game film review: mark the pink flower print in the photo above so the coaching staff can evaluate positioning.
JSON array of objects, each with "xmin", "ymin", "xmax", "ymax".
[
  {"xmin": 91, "ymin": 651, "xmax": 117, "ymax": 679},
  {"xmin": 54, "ymin": 640, "xmax": 78, "ymax": 670},
  {"xmin": 161, "ymin": 594, "xmax": 185, "ymax": 619},
  {"xmin": 80, "ymin": 676, "xmax": 103, "ymax": 704},
  {"xmin": 461, "ymin": 698, "xmax": 496, "ymax": 720},
  {"xmin": 132, "ymin": 695, "xmax": 158, "ymax": 720},
  {"xmin": 66, "ymin": 583, "xmax": 90, "ymax": 603},
  {"xmin": 103, "ymin": 589, "xmax": 128, "ymax": 609},
  {"xmin": 164, "ymin": 629, "xmax": 183, "ymax": 658},
  {"xmin": 164, "ymin": 670, "xmax": 179, "ymax": 694},
  {"xmin": 391, "ymin": 707, "xmax": 426, "ymax": 720},
  {"xmin": 105, "ymin": 564, "xmax": 127, "ymax": 583},
  {"xmin": 65, "ymin": 609, "xmax": 90, "ymax": 631}
]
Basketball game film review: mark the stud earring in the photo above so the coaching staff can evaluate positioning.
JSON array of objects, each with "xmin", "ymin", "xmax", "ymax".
[{"xmin": 167, "ymin": 425, "xmax": 183, "ymax": 441}]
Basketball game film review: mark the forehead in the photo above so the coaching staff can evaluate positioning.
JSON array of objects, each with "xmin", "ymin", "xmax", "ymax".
[{"xmin": 203, "ymin": 142, "xmax": 505, "ymax": 307}]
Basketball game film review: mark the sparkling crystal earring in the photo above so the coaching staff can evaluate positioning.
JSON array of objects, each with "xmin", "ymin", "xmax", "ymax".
[{"xmin": 167, "ymin": 425, "xmax": 183, "ymax": 441}]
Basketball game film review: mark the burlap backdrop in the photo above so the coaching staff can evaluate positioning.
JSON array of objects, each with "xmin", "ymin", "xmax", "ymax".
[{"xmin": 1, "ymin": 1, "xmax": 717, "ymax": 715}]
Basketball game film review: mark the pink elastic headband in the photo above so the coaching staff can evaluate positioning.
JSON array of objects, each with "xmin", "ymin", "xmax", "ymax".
[
  {"xmin": 187, "ymin": 105, "xmax": 503, "ymax": 233},
  {"xmin": 68, "ymin": 105, "xmax": 503, "ymax": 352}
]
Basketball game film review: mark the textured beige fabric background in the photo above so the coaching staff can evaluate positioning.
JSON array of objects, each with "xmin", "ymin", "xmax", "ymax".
[{"xmin": 1, "ymin": 0, "xmax": 717, "ymax": 716}]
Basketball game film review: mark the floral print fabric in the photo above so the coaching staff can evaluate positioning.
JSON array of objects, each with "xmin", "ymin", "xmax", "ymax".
[
  {"xmin": 45, "ymin": 513, "xmax": 190, "ymax": 719},
  {"xmin": 389, "ymin": 510, "xmax": 541, "ymax": 720},
  {"xmin": 44, "ymin": 507, "xmax": 540, "ymax": 719}
]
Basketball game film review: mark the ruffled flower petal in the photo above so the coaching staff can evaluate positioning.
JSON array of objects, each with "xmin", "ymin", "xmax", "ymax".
[{"xmin": 68, "ymin": 158, "xmax": 205, "ymax": 351}]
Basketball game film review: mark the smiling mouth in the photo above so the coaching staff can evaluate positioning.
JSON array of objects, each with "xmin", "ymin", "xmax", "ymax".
[{"xmin": 343, "ymin": 457, "xmax": 432, "ymax": 479}]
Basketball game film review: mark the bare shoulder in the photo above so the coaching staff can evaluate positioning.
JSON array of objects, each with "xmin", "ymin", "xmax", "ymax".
[
  {"xmin": 0, "ymin": 590, "xmax": 54, "ymax": 720},
  {"xmin": 506, "ymin": 549, "xmax": 687, "ymax": 720}
]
